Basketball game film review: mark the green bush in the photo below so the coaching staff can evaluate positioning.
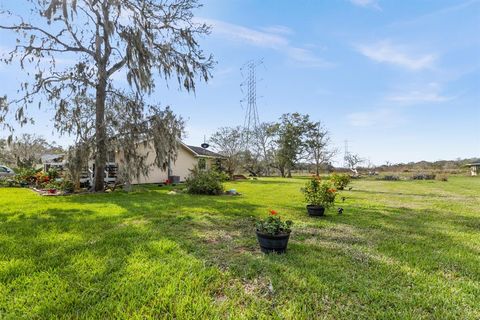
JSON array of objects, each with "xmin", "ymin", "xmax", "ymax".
[
  {"xmin": 412, "ymin": 173, "xmax": 436, "ymax": 180},
  {"xmin": 0, "ymin": 177, "xmax": 16, "ymax": 187},
  {"xmin": 185, "ymin": 169, "xmax": 225, "ymax": 195},
  {"xmin": 436, "ymin": 174, "xmax": 449, "ymax": 182},
  {"xmin": 303, "ymin": 178, "xmax": 337, "ymax": 209},
  {"xmin": 42, "ymin": 179, "xmax": 75, "ymax": 193},
  {"xmin": 13, "ymin": 167, "xmax": 39, "ymax": 186},
  {"xmin": 380, "ymin": 175, "xmax": 400, "ymax": 181},
  {"xmin": 330, "ymin": 173, "xmax": 351, "ymax": 190}
]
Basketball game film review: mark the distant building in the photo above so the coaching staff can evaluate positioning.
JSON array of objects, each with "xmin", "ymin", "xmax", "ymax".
[
  {"xmin": 467, "ymin": 162, "xmax": 480, "ymax": 176},
  {"xmin": 41, "ymin": 154, "xmax": 66, "ymax": 172}
]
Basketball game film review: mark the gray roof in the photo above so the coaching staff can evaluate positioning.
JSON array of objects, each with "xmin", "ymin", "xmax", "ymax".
[
  {"xmin": 41, "ymin": 154, "xmax": 66, "ymax": 163},
  {"xmin": 186, "ymin": 145, "xmax": 224, "ymax": 158}
]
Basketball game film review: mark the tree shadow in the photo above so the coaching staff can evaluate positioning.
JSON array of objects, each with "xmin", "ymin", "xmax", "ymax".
[{"xmin": 1, "ymin": 185, "xmax": 479, "ymax": 318}]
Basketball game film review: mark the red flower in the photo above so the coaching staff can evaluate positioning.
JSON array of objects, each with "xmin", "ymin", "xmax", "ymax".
[{"xmin": 269, "ymin": 209, "xmax": 278, "ymax": 215}]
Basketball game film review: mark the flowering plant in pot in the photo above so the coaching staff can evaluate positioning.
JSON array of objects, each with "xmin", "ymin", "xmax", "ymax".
[
  {"xmin": 255, "ymin": 210, "xmax": 293, "ymax": 254},
  {"xmin": 303, "ymin": 177, "xmax": 337, "ymax": 216}
]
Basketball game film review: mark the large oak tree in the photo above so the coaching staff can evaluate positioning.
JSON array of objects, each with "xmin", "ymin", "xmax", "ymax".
[{"xmin": 0, "ymin": 0, "xmax": 214, "ymax": 191}]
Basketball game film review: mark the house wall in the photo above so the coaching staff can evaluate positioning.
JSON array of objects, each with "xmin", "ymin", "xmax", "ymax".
[
  {"xmin": 472, "ymin": 166, "xmax": 478, "ymax": 176},
  {"xmin": 116, "ymin": 142, "xmax": 207, "ymax": 184}
]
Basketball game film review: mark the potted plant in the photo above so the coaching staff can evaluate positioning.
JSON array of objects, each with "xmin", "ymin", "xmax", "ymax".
[
  {"xmin": 303, "ymin": 177, "xmax": 337, "ymax": 216},
  {"xmin": 256, "ymin": 210, "xmax": 293, "ymax": 254}
]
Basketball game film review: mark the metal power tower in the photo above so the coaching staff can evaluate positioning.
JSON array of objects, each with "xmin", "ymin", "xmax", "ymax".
[{"xmin": 240, "ymin": 59, "xmax": 262, "ymax": 146}]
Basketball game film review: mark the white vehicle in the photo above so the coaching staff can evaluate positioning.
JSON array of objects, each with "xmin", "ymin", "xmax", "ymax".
[{"xmin": 0, "ymin": 165, "xmax": 15, "ymax": 177}]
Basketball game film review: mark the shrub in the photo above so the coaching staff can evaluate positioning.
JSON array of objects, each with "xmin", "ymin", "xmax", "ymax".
[
  {"xmin": 256, "ymin": 210, "xmax": 293, "ymax": 235},
  {"xmin": 412, "ymin": 173, "xmax": 436, "ymax": 180},
  {"xmin": 41, "ymin": 179, "xmax": 75, "ymax": 193},
  {"xmin": 436, "ymin": 174, "xmax": 449, "ymax": 182},
  {"xmin": 303, "ymin": 178, "xmax": 337, "ymax": 209},
  {"xmin": 13, "ymin": 167, "xmax": 39, "ymax": 186},
  {"xmin": 381, "ymin": 175, "xmax": 400, "ymax": 181},
  {"xmin": 330, "ymin": 173, "xmax": 351, "ymax": 190},
  {"xmin": 0, "ymin": 177, "xmax": 16, "ymax": 187},
  {"xmin": 47, "ymin": 168, "xmax": 60, "ymax": 180},
  {"xmin": 34, "ymin": 171, "xmax": 51, "ymax": 188},
  {"xmin": 185, "ymin": 169, "xmax": 225, "ymax": 195}
]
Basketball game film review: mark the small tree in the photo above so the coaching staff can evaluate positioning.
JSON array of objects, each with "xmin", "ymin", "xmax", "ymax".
[
  {"xmin": 275, "ymin": 113, "xmax": 311, "ymax": 178},
  {"xmin": 304, "ymin": 121, "xmax": 336, "ymax": 176},
  {"xmin": 251, "ymin": 122, "xmax": 279, "ymax": 176},
  {"xmin": 345, "ymin": 153, "xmax": 364, "ymax": 176},
  {"xmin": 210, "ymin": 126, "xmax": 243, "ymax": 178}
]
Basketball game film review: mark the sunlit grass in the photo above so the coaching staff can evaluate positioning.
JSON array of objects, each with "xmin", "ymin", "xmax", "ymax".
[{"xmin": 0, "ymin": 176, "xmax": 479, "ymax": 319}]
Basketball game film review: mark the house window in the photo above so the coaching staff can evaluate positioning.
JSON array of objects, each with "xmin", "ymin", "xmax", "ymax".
[
  {"xmin": 198, "ymin": 158, "xmax": 206, "ymax": 170},
  {"xmin": 107, "ymin": 151, "xmax": 116, "ymax": 163}
]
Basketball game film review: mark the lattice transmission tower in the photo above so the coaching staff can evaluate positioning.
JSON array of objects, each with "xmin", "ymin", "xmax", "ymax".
[{"xmin": 240, "ymin": 59, "xmax": 263, "ymax": 146}]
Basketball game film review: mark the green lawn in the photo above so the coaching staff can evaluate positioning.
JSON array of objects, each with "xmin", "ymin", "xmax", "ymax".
[{"xmin": 0, "ymin": 177, "xmax": 479, "ymax": 319}]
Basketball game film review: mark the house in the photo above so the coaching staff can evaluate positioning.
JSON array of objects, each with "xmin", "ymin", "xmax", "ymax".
[
  {"xmin": 467, "ymin": 162, "xmax": 480, "ymax": 176},
  {"xmin": 41, "ymin": 154, "xmax": 67, "ymax": 172},
  {"xmin": 116, "ymin": 142, "xmax": 224, "ymax": 184}
]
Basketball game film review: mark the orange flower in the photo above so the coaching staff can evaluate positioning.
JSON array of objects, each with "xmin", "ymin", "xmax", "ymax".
[
  {"xmin": 269, "ymin": 209, "xmax": 278, "ymax": 215},
  {"xmin": 328, "ymin": 188, "xmax": 337, "ymax": 193}
]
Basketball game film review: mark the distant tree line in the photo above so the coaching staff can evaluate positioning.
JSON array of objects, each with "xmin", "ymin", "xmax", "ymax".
[
  {"xmin": 370, "ymin": 158, "xmax": 478, "ymax": 174},
  {"xmin": 0, "ymin": 134, "xmax": 64, "ymax": 168}
]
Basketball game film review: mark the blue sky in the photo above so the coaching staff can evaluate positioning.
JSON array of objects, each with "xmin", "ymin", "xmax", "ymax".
[{"xmin": 1, "ymin": 0, "xmax": 479, "ymax": 165}]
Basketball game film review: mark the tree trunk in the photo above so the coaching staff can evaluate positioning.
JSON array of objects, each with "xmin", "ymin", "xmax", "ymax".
[
  {"xmin": 94, "ymin": 76, "xmax": 107, "ymax": 192},
  {"xmin": 287, "ymin": 168, "xmax": 292, "ymax": 178},
  {"xmin": 279, "ymin": 166, "xmax": 285, "ymax": 178}
]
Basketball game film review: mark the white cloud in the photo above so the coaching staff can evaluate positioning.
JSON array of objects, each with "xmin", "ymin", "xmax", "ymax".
[
  {"xmin": 260, "ymin": 25, "xmax": 294, "ymax": 36},
  {"xmin": 347, "ymin": 108, "xmax": 403, "ymax": 127},
  {"xmin": 196, "ymin": 18, "xmax": 332, "ymax": 68},
  {"xmin": 356, "ymin": 40, "xmax": 436, "ymax": 70},
  {"xmin": 387, "ymin": 82, "xmax": 452, "ymax": 104},
  {"xmin": 349, "ymin": 0, "xmax": 381, "ymax": 10}
]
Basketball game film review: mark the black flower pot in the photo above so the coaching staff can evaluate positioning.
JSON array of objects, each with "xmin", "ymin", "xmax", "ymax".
[
  {"xmin": 256, "ymin": 231, "xmax": 291, "ymax": 254},
  {"xmin": 307, "ymin": 205, "xmax": 325, "ymax": 216}
]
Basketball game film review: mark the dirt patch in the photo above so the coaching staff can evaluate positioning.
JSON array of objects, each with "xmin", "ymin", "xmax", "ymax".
[
  {"xmin": 243, "ymin": 277, "xmax": 274, "ymax": 297},
  {"xmin": 199, "ymin": 229, "xmax": 236, "ymax": 244}
]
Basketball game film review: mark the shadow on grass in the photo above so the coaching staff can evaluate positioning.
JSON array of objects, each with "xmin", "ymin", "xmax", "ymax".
[{"xmin": 1, "ymin": 186, "xmax": 479, "ymax": 318}]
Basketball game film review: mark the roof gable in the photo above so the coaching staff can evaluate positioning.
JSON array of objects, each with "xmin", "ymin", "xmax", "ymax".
[{"xmin": 182, "ymin": 144, "xmax": 224, "ymax": 158}]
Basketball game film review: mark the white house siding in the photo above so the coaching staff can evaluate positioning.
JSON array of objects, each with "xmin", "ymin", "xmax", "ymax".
[{"xmin": 117, "ymin": 142, "xmax": 215, "ymax": 184}]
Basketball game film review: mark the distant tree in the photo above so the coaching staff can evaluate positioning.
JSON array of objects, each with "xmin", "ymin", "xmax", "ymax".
[
  {"xmin": 251, "ymin": 122, "xmax": 279, "ymax": 176},
  {"xmin": 7, "ymin": 134, "xmax": 63, "ymax": 168},
  {"xmin": 345, "ymin": 153, "xmax": 364, "ymax": 176},
  {"xmin": 210, "ymin": 126, "xmax": 243, "ymax": 178},
  {"xmin": 304, "ymin": 121, "xmax": 336, "ymax": 176},
  {"xmin": 0, "ymin": 139, "xmax": 14, "ymax": 166},
  {"xmin": 274, "ymin": 113, "xmax": 311, "ymax": 178},
  {"xmin": 0, "ymin": 0, "xmax": 214, "ymax": 191}
]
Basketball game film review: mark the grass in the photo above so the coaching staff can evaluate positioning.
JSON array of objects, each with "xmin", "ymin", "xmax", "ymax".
[{"xmin": 0, "ymin": 176, "xmax": 479, "ymax": 319}]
